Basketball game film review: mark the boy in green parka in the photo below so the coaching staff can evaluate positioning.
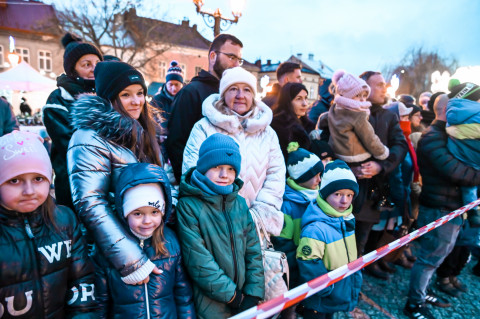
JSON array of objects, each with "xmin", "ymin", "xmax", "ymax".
[{"xmin": 176, "ymin": 133, "xmax": 265, "ymax": 319}]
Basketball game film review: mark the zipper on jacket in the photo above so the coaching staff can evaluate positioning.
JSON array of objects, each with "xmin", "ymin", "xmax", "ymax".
[
  {"xmin": 22, "ymin": 216, "xmax": 46, "ymax": 319},
  {"xmin": 222, "ymin": 195, "xmax": 238, "ymax": 284},
  {"xmin": 144, "ymin": 282, "xmax": 150, "ymax": 319},
  {"xmin": 340, "ymin": 221, "xmax": 351, "ymax": 263},
  {"xmin": 139, "ymin": 239, "xmax": 150, "ymax": 319}
]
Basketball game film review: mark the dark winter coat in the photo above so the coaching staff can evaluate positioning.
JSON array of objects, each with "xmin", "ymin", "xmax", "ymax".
[
  {"xmin": 0, "ymin": 97, "xmax": 18, "ymax": 136},
  {"xmin": 151, "ymin": 84, "xmax": 175, "ymax": 133},
  {"xmin": 262, "ymin": 83, "xmax": 281, "ymax": 108},
  {"xmin": 176, "ymin": 168, "xmax": 264, "ymax": 319},
  {"xmin": 166, "ymin": 70, "xmax": 219, "ymax": 182},
  {"xmin": 67, "ymin": 95, "xmax": 160, "ymax": 280},
  {"xmin": 319, "ymin": 104, "xmax": 408, "ymax": 222},
  {"xmin": 94, "ymin": 163, "xmax": 195, "ymax": 319},
  {"xmin": 270, "ymin": 112, "xmax": 315, "ymax": 163},
  {"xmin": 42, "ymin": 74, "xmax": 96, "ymax": 209},
  {"xmin": 0, "ymin": 204, "xmax": 98, "ymax": 318},
  {"xmin": 418, "ymin": 120, "xmax": 480, "ymax": 211}
]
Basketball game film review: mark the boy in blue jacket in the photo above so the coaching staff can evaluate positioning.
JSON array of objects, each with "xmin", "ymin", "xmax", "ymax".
[
  {"xmin": 272, "ymin": 143, "xmax": 324, "ymax": 318},
  {"xmin": 297, "ymin": 160, "xmax": 362, "ymax": 319}
]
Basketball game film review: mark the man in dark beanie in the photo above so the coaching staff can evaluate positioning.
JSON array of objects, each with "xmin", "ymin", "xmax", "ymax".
[
  {"xmin": 43, "ymin": 32, "xmax": 103, "ymax": 210},
  {"xmin": 166, "ymin": 34, "xmax": 243, "ymax": 182},
  {"xmin": 151, "ymin": 60, "xmax": 184, "ymax": 133}
]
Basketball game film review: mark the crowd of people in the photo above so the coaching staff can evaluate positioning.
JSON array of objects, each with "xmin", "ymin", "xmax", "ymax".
[{"xmin": 0, "ymin": 31, "xmax": 479, "ymax": 319}]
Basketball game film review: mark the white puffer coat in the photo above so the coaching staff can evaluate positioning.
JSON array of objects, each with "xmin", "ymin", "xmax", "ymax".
[{"xmin": 182, "ymin": 94, "xmax": 286, "ymax": 236}]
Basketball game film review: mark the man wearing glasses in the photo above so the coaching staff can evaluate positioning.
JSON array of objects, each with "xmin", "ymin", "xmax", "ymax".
[{"xmin": 166, "ymin": 34, "xmax": 243, "ymax": 182}]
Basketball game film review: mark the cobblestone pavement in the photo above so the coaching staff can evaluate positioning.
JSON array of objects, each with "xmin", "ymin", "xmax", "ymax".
[{"xmin": 334, "ymin": 252, "xmax": 480, "ymax": 319}]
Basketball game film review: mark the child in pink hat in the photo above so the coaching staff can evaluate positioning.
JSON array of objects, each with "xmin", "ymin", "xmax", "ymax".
[
  {"xmin": 0, "ymin": 131, "xmax": 98, "ymax": 317},
  {"xmin": 327, "ymin": 70, "xmax": 389, "ymax": 164}
]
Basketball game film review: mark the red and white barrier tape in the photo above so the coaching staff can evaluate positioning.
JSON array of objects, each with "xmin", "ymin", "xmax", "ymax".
[{"xmin": 230, "ymin": 199, "xmax": 480, "ymax": 319}]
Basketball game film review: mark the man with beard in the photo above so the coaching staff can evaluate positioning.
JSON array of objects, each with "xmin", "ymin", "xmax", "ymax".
[{"xmin": 166, "ymin": 34, "xmax": 243, "ymax": 182}]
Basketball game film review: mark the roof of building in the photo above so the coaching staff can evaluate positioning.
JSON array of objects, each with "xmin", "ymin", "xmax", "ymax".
[
  {"xmin": 258, "ymin": 58, "xmax": 320, "ymax": 76},
  {"xmin": 0, "ymin": 0, "xmax": 60, "ymax": 35},
  {"xmin": 123, "ymin": 8, "xmax": 211, "ymax": 51},
  {"xmin": 288, "ymin": 54, "xmax": 334, "ymax": 78}
]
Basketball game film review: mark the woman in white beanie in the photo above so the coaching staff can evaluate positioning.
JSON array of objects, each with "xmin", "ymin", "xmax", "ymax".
[{"xmin": 182, "ymin": 67, "xmax": 286, "ymax": 236}]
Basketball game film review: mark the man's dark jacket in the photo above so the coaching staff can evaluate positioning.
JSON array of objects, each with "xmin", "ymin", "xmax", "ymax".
[
  {"xmin": 165, "ymin": 70, "xmax": 219, "ymax": 182},
  {"xmin": 320, "ymin": 103, "xmax": 408, "ymax": 222},
  {"xmin": 418, "ymin": 120, "xmax": 480, "ymax": 211}
]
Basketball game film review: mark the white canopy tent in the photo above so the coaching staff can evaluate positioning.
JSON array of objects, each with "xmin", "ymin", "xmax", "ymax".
[{"xmin": 0, "ymin": 61, "xmax": 56, "ymax": 92}]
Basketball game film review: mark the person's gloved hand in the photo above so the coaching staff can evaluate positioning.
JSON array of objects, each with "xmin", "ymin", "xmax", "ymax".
[
  {"xmin": 227, "ymin": 289, "xmax": 243, "ymax": 309},
  {"xmin": 309, "ymin": 129, "xmax": 322, "ymax": 140},
  {"xmin": 238, "ymin": 294, "xmax": 261, "ymax": 313}
]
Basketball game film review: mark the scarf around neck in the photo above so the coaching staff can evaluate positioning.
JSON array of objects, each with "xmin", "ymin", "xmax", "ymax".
[
  {"xmin": 334, "ymin": 95, "xmax": 372, "ymax": 114},
  {"xmin": 316, "ymin": 195, "xmax": 353, "ymax": 218},
  {"xmin": 191, "ymin": 169, "xmax": 233, "ymax": 196},
  {"xmin": 400, "ymin": 120, "xmax": 420, "ymax": 182},
  {"xmin": 287, "ymin": 177, "xmax": 318, "ymax": 201}
]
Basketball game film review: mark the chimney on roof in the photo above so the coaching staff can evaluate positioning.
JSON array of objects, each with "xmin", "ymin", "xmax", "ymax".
[
  {"xmin": 192, "ymin": 24, "xmax": 197, "ymax": 31},
  {"xmin": 297, "ymin": 53, "xmax": 303, "ymax": 60},
  {"xmin": 181, "ymin": 18, "xmax": 189, "ymax": 27},
  {"xmin": 255, "ymin": 59, "xmax": 261, "ymax": 67},
  {"xmin": 267, "ymin": 59, "xmax": 271, "ymax": 66},
  {"xmin": 308, "ymin": 53, "xmax": 314, "ymax": 60}
]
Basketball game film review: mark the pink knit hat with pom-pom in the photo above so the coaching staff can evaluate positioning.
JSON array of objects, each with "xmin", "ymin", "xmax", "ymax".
[{"xmin": 332, "ymin": 69, "xmax": 371, "ymax": 99}]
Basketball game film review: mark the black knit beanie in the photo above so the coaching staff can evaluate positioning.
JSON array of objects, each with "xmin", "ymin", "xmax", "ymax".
[
  {"xmin": 62, "ymin": 33, "xmax": 103, "ymax": 77},
  {"xmin": 94, "ymin": 61, "xmax": 148, "ymax": 102},
  {"xmin": 448, "ymin": 79, "xmax": 480, "ymax": 101}
]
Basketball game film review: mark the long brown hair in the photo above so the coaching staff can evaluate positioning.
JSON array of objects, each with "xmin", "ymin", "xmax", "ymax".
[
  {"xmin": 151, "ymin": 222, "xmax": 168, "ymax": 256},
  {"xmin": 112, "ymin": 98, "xmax": 163, "ymax": 166}
]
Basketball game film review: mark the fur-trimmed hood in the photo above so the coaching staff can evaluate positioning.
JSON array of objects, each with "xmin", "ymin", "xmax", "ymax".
[
  {"xmin": 202, "ymin": 93, "xmax": 272, "ymax": 135},
  {"xmin": 70, "ymin": 94, "xmax": 144, "ymax": 146}
]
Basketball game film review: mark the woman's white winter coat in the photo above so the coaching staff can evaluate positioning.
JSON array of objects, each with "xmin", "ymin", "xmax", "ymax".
[{"xmin": 182, "ymin": 94, "xmax": 286, "ymax": 235}]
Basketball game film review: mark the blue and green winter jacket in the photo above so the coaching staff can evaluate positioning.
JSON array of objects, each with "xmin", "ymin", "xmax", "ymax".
[
  {"xmin": 296, "ymin": 197, "xmax": 362, "ymax": 313},
  {"xmin": 272, "ymin": 179, "xmax": 317, "ymax": 287},
  {"xmin": 446, "ymin": 98, "xmax": 480, "ymax": 169}
]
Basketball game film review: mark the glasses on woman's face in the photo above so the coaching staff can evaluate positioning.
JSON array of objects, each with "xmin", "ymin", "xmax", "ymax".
[{"xmin": 215, "ymin": 51, "xmax": 244, "ymax": 66}]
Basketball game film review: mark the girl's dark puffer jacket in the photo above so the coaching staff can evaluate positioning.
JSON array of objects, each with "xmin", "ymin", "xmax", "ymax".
[
  {"xmin": 94, "ymin": 163, "xmax": 195, "ymax": 319},
  {"xmin": 0, "ymin": 205, "xmax": 98, "ymax": 318}
]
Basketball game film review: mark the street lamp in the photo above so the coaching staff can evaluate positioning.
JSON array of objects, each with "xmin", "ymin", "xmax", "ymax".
[{"xmin": 193, "ymin": 0, "xmax": 244, "ymax": 37}]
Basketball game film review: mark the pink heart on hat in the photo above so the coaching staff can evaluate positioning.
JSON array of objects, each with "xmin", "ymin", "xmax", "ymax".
[{"xmin": 17, "ymin": 141, "xmax": 24, "ymax": 145}]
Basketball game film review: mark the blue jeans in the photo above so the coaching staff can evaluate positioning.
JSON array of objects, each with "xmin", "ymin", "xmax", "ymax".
[{"xmin": 408, "ymin": 205, "xmax": 463, "ymax": 304}]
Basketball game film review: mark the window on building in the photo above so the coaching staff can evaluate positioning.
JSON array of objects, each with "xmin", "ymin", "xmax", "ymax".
[
  {"xmin": 309, "ymin": 86, "xmax": 316, "ymax": 99},
  {"xmin": 195, "ymin": 66, "xmax": 202, "ymax": 76},
  {"xmin": 38, "ymin": 50, "xmax": 52, "ymax": 72},
  {"xmin": 180, "ymin": 64, "xmax": 187, "ymax": 80},
  {"xmin": 159, "ymin": 61, "xmax": 167, "ymax": 79},
  {"xmin": 0, "ymin": 45, "xmax": 4, "ymax": 67},
  {"xmin": 15, "ymin": 47, "xmax": 30, "ymax": 64}
]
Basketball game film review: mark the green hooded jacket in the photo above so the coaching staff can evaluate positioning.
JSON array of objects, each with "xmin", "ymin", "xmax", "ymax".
[{"xmin": 176, "ymin": 168, "xmax": 265, "ymax": 319}]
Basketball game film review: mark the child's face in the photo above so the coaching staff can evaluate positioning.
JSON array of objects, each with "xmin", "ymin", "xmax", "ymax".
[
  {"xmin": 205, "ymin": 165, "xmax": 236, "ymax": 186},
  {"xmin": 326, "ymin": 189, "xmax": 355, "ymax": 213},
  {"xmin": 352, "ymin": 91, "xmax": 369, "ymax": 102},
  {"xmin": 127, "ymin": 206, "xmax": 163, "ymax": 238},
  {"xmin": 0, "ymin": 173, "xmax": 50, "ymax": 213},
  {"xmin": 298, "ymin": 173, "xmax": 321, "ymax": 190}
]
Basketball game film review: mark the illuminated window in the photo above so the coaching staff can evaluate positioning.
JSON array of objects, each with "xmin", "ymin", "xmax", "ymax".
[{"xmin": 0, "ymin": 45, "xmax": 4, "ymax": 67}]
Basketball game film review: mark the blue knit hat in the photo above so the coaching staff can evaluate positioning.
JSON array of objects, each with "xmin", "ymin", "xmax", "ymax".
[
  {"xmin": 287, "ymin": 142, "xmax": 324, "ymax": 183},
  {"xmin": 320, "ymin": 160, "xmax": 358, "ymax": 199},
  {"xmin": 197, "ymin": 134, "xmax": 241, "ymax": 177}
]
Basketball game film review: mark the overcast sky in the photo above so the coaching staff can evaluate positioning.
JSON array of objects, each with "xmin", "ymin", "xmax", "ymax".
[{"xmin": 148, "ymin": 0, "xmax": 480, "ymax": 77}]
